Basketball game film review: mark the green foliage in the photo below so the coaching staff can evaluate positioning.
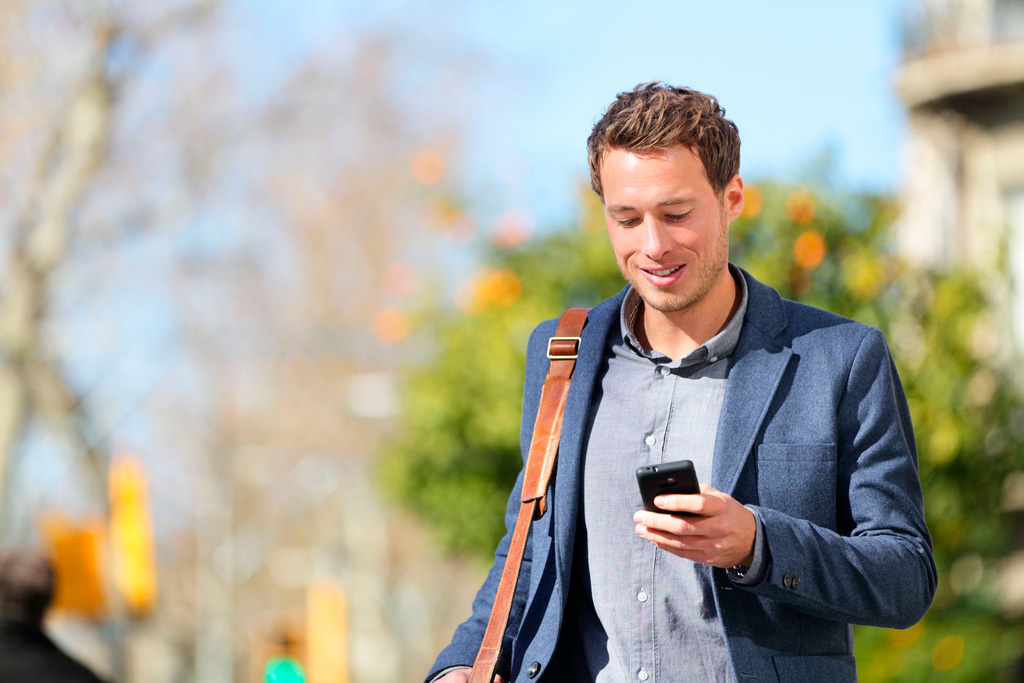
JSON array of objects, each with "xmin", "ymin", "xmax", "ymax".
[
  {"xmin": 377, "ymin": 191, "xmax": 623, "ymax": 557},
  {"xmin": 731, "ymin": 182, "xmax": 1024, "ymax": 679},
  {"xmin": 379, "ymin": 182, "xmax": 1024, "ymax": 677}
]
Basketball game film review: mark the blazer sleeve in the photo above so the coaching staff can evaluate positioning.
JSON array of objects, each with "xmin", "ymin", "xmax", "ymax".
[
  {"xmin": 742, "ymin": 327, "xmax": 938, "ymax": 629},
  {"xmin": 424, "ymin": 320, "xmax": 556, "ymax": 682}
]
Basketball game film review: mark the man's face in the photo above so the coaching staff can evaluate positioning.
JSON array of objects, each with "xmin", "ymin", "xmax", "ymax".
[{"xmin": 600, "ymin": 145, "xmax": 744, "ymax": 321}]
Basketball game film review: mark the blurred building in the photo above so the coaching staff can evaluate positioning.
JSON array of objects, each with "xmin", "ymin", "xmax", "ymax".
[{"xmin": 896, "ymin": 0, "xmax": 1024, "ymax": 345}]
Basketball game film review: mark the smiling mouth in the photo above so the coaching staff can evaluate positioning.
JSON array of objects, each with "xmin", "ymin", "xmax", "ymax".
[{"xmin": 643, "ymin": 265, "xmax": 683, "ymax": 277}]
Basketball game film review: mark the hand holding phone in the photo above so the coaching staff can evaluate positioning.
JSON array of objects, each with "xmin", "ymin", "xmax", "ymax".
[{"xmin": 636, "ymin": 459, "xmax": 701, "ymax": 516}]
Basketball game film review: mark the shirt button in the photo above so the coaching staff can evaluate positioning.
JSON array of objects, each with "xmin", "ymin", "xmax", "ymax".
[
  {"xmin": 527, "ymin": 661, "xmax": 541, "ymax": 678},
  {"xmin": 637, "ymin": 588, "xmax": 648, "ymax": 602},
  {"xmin": 638, "ymin": 668, "xmax": 650, "ymax": 681},
  {"xmin": 709, "ymin": 356, "xmax": 719, "ymax": 363},
  {"xmin": 783, "ymin": 573, "xmax": 793, "ymax": 588},
  {"xmin": 645, "ymin": 435, "xmax": 657, "ymax": 446},
  {"xmin": 659, "ymin": 366, "xmax": 670, "ymax": 376}
]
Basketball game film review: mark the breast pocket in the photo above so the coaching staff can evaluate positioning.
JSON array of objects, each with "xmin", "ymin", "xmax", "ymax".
[{"xmin": 756, "ymin": 443, "xmax": 837, "ymax": 530}]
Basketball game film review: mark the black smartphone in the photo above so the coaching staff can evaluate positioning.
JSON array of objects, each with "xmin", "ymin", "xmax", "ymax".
[{"xmin": 636, "ymin": 459, "xmax": 701, "ymax": 516}]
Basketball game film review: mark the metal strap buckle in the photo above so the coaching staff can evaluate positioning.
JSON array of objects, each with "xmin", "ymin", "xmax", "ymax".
[{"xmin": 546, "ymin": 336, "xmax": 581, "ymax": 360}]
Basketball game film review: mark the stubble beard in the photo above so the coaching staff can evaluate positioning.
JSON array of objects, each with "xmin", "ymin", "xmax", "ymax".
[{"xmin": 620, "ymin": 217, "xmax": 731, "ymax": 316}]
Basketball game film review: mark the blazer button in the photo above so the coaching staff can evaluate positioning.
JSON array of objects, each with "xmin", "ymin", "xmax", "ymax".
[
  {"xmin": 782, "ymin": 573, "xmax": 793, "ymax": 588},
  {"xmin": 528, "ymin": 661, "xmax": 541, "ymax": 678},
  {"xmin": 791, "ymin": 575, "xmax": 801, "ymax": 590}
]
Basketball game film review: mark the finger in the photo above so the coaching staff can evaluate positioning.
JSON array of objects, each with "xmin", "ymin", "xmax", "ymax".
[
  {"xmin": 635, "ymin": 523, "xmax": 713, "ymax": 561},
  {"xmin": 660, "ymin": 486, "xmax": 733, "ymax": 516},
  {"xmin": 647, "ymin": 492, "xmax": 708, "ymax": 515},
  {"xmin": 633, "ymin": 509, "xmax": 703, "ymax": 536},
  {"xmin": 638, "ymin": 526, "xmax": 739, "ymax": 567},
  {"xmin": 637, "ymin": 522, "xmax": 719, "ymax": 552}
]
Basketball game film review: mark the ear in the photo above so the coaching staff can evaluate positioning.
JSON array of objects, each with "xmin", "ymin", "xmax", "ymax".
[{"xmin": 723, "ymin": 174, "xmax": 745, "ymax": 223}]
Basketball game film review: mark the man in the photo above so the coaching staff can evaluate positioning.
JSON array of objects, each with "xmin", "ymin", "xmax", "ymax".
[
  {"xmin": 0, "ymin": 549, "xmax": 107, "ymax": 683},
  {"xmin": 428, "ymin": 83, "xmax": 936, "ymax": 682}
]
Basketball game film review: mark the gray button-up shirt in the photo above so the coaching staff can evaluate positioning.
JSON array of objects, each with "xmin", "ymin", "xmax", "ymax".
[{"xmin": 563, "ymin": 265, "xmax": 757, "ymax": 683}]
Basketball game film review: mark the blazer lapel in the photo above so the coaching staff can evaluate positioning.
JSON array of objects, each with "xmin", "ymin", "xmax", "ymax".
[{"xmin": 711, "ymin": 271, "xmax": 793, "ymax": 496}]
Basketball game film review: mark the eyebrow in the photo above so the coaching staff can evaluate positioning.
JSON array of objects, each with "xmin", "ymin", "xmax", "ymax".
[{"xmin": 605, "ymin": 196, "xmax": 697, "ymax": 213}]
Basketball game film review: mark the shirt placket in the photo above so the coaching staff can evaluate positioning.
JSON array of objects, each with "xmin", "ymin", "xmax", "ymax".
[{"xmin": 632, "ymin": 362, "xmax": 675, "ymax": 683}]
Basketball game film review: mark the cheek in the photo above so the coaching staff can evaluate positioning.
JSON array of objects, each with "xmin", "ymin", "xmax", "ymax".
[
  {"xmin": 611, "ymin": 239, "xmax": 640, "ymax": 268},
  {"xmin": 605, "ymin": 226, "xmax": 631, "ymax": 261}
]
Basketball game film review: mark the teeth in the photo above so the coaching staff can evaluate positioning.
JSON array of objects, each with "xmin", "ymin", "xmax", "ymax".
[{"xmin": 648, "ymin": 265, "xmax": 682, "ymax": 277}]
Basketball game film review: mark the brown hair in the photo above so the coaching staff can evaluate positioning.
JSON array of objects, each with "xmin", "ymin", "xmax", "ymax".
[{"xmin": 587, "ymin": 82, "xmax": 740, "ymax": 199}]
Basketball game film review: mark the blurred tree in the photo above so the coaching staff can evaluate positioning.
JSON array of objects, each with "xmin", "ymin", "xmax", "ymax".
[
  {"xmin": 0, "ymin": 0, "xmax": 223, "ymax": 535},
  {"xmin": 0, "ymin": 0, "xmax": 489, "ymax": 680},
  {"xmin": 381, "ymin": 182, "xmax": 1024, "ymax": 680},
  {"xmin": 379, "ymin": 191, "xmax": 623, "ymax": 555},
  {"xmin": 0, "ymin": 0, "xmax": 124, "ymax": 531}
]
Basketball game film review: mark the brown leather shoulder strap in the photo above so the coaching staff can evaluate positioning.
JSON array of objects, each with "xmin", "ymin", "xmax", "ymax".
[{"xmin": 470, "ymin": 307, "xmax": 589, "ymax": 683}]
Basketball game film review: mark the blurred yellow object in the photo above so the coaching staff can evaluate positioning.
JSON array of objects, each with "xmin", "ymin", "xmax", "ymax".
[
  {"xmin": 741, "ymin": 185, "xmax": 763, "ymax": 219},
  {"xmin": 842, "ymin": 251, "xmax": 886, "ymax": 300},
  {"xmin": 931, "ymin": 634, "xmax": 965, "ymax": 671},
  {"xmin": 466, "ymin": 268, "xmax": 522, "ymax": 312},
  {"xmin": 39, "ymin": 513, "xmax": 106, "ymax": 618},
  {"xmin": 306, "ymin": 581, "xmax": 349, "ymax": 683},
  {"xmin": 927, "ymin": 422, "xmax": 961, "ymax": 466},
  {"xmin": 109, "ymin": 455, "xmax": 157, "ymax": 616},
  {"xmin": 886, "ymin": 620, "xmax": 924, "ymax": 648}
]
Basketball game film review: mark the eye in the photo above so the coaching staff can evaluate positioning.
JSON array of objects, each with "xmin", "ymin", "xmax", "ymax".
[
  {"xmin": 616, "ymin": 217, "xmax": 640, "ymax": 228},
  {"xmin": 665, "ymin": 212, "xmax": 690, "ymax": 222}
]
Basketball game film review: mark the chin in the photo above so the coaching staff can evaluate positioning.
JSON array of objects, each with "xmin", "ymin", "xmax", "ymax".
[
  {"xmin": 632, "ymin": 287, "xmax": 696, "ymax": 313},
  {"xmin": 647, "ymin": 295, "xmax": 699, "ymax": 314}
]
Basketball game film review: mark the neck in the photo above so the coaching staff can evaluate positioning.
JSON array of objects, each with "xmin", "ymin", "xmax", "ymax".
[{"xmin": 636, "ymin": 267, "xmax": 740, "ymax": 360}]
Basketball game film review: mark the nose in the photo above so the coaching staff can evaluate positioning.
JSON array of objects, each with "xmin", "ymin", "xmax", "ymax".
[{"xmin": 642, "ymin": 218, "xmax": 672, "ymax": 261}]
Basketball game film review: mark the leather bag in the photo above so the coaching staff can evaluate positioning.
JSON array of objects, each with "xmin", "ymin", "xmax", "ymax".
[{"xmin": 469, "ymin": 307, "xmax": 590, "ymax": 683}]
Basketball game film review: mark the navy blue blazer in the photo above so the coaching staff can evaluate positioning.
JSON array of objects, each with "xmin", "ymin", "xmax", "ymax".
[{"xmin": 429, "ymin": 269, "xmax": 937, "ymax": 682}]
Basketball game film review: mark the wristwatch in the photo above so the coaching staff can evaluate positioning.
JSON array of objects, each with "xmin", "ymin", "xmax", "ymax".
[{"xmin": 727, "ymin": 564, "xmax": 749, "ymax": 579}]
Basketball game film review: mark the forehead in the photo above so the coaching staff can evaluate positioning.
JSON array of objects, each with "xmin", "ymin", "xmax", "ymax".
[{"xmin": 600, "ymin": 146, "xmax": 713, "ymax": 205}]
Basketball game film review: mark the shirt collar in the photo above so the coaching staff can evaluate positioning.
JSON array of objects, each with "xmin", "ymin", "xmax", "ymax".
[{"xmin": 619, "ymin": 263, "xmax": 749, "ymax": 366}]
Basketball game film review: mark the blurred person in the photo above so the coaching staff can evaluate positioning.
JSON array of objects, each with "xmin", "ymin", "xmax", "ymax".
[
  {"xmin": 0, "ymin": 549, "xmax": 106, "ymax": 683},
  {"xmin": 426, "ymin": 83, "xmax": 936, "ymax": 683}
]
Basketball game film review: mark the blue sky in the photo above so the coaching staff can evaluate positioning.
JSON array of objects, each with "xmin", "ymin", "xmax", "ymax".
[
  {"xmin": 6, "ymin": 0, "xmax": 915, "ymax": 544},
  {"xmin": 307, "ymin": 0, "xmax": 911, "ymax": 228}
]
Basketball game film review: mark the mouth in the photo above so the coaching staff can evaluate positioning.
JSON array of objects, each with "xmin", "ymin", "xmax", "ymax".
[
  {"xmin": 643, "ymin": 265, "xmax": 683, "ymax": 277},
  {"xmin": 638, "ymin": 263, "xmax": 685, "ymax": 287}
]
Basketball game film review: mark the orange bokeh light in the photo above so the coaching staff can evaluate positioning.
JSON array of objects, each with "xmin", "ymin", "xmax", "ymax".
[
  {"xmin": 741, "ymin": 185, "xmax": 763, "ymax": 219},
  {"xmin": 461, "ymin": 268, "xmax": 523, "ymax": 313},
  {"xmin": 786, "ymin": 190, "xmax": 817, "ymax": 226},
  {"xmin": 793, "ymin": 230, "xmax": 827, "ymax": 270},
  {"xmin": 372, "ymin": 308, "xmax": 411, "ymax": 345},
  {"xmin": 410, "ymin": 149, "xmax": 445, "ymax": 186}
]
